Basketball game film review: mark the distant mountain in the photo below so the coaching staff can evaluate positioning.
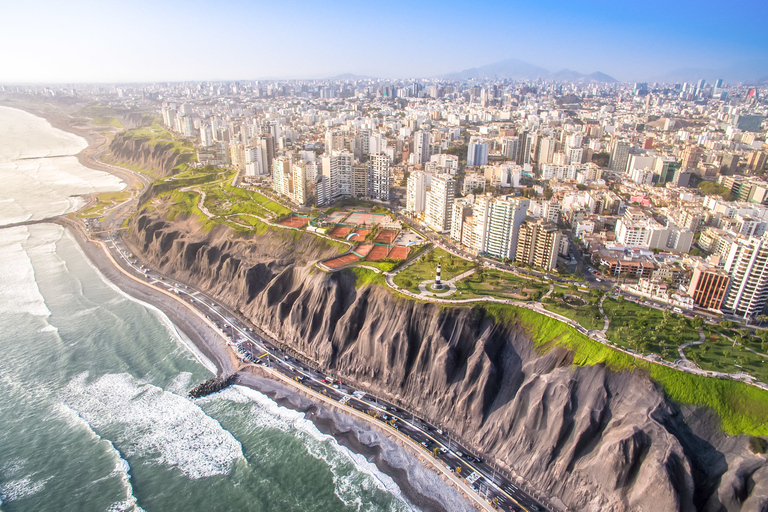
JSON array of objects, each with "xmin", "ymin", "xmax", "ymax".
[
  {"xmin": 549, "ymin": 69, "xmax": 584, "ymax": 82},
  {"xmin": 442, "ymin": 58, "xmax": 549, "ymax": 81},
  {"xmin": 441, "ymin": 58, "xmax": 616, "ymax": 83},
  {"xmin": 325, "ymin": 73, "xmax": 376, "ymax": 80},
  {"xmin": 582, "ymin": 71, "xmax": 617, "ymax": 83}
]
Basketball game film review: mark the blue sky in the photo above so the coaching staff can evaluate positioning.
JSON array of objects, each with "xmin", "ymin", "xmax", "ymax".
[{"xmin": 1, "ymin": 0, "xmax": 766, "ymax": 82}]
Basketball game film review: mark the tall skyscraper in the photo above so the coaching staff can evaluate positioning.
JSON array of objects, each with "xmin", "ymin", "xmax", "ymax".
[
  {"xmin": 321, "ymin": 150, "xmax": 353, "ymax": 203},
  {"xmin": 516, "ymin": 131, "xmax": 530, "ymax": 165},
  {"xmin": 413, "ymin": 130, "xmax": 431, "ymax": 164},
  {"xmin": 467, "ymin": 140, "xmax": 489, "ymax": 166},
  {"xmin": 515, "ymin": 219, "xmax": 562, "ymax": 271},
  {"xmin": 425, "ymin": 174, "xmax": 456, "ymax": 233},
  {"xmin": 609, "ymin": 140, "xmax": 631, "ymax": 173},
  {"xmin": 406, "ymin": 171, "xmax": 431, "ymax": 214},
  {"xmin": 367, "ymin": 154, "xmax": 390, "ymax": 201},
  {"xmin": 483, "ymin": 197, "xmax": 530, "ymax": 260},
  {"xmin": 722, "ymin": 236, "xmax": 768, "ymax": 319}
]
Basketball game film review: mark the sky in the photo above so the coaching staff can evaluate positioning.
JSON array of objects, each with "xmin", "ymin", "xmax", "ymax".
[{"xmin": 1, "ymin": 0, "xmax": 767, "ymax": 83}]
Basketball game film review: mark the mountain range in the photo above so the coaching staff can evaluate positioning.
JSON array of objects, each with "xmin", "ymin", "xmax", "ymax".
[{"xmin": 440, "ymin": 58, "xmax": 617, "ymax": 83}]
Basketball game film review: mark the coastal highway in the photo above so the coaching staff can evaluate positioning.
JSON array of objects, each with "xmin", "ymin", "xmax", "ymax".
[{"xmin": 100, "ymin": 232, "xmax": 553, "ymax": 512}]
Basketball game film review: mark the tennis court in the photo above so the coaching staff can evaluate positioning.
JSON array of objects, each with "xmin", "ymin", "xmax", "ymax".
[
  {"xmin": 387, "ymin": 246, "xmax": 409, "ymax": 260},
  {"xmin": 323, "ymin": 253, "xmax": 361, "ymax": 269},
  {"xmin": 344, "ymin": 211, "xmax": 388, "ymax": 226},
  {"xmin": 326, "ymin": 211, "xmax": 349, "ymax": 223},
  {"xmin": 374, "ymin": 229, "xmax": 398, "ymax": 244},
  {"xmin": 279, "ymin": 215, "xmax": 311, "ymax": 228},
  {"xmin": 330, "ymin": 225, "xmax": 353, "ymax": 238},
  {"xmin": 366, "ymin": 245, "xmax": 390, "ymax": 261},
  {"xmin": 354, "ymin": 244, "xmax": 373, "ymax": 257}
]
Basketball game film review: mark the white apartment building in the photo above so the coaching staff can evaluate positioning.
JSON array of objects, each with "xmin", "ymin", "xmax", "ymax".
[
  {"xmin": 425, "ymin": 174, "xmax": 456, "ymax": 233},
  {"xmin": 406, "ymin": 171, "xmax": 431, "ymax": 213},
  {"xmin": 321, "ymin": 150, "xmax": 353, "ymax": 203},
  {"xmin": 722, "ymin": 236, "xmax": 768, "ymax": 319},
  {"xmin": 368, "ymin": 153, "xmax": 390, "ymax": 201},
  {"xmin": 429, "ymin": 153, "xmax": 459, "ymax": 174},
  {"xmin": 483, "ymin": 197, "xmax": 529, "ymax": 260}
]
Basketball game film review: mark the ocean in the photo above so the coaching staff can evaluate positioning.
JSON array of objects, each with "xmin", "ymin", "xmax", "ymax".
[{"xmin": 0, "ymin": 106, "xmax": 421, "ymax": 512}]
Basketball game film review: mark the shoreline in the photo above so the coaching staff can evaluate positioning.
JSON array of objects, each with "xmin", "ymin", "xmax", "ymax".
[{"xmin": 0, "ymin": 99, "xmax": 484, "ymax": 512}]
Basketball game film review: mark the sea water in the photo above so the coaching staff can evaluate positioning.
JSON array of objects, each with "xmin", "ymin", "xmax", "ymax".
[{"xmin": 0, "ymin": 107, "xmax": 415, "ymax": 512}]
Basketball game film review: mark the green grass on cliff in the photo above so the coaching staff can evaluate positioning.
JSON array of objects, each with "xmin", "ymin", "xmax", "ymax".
[
  {"xmin": 485, "ymin": 303, "xmax": 768, "ymax": 437},
  {"xmin": 350, "ymin": 267, "xmax": 387, "ymax": 287}
]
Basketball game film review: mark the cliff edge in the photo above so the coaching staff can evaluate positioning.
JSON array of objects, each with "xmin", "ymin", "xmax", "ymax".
[{"xmin": 126, "ymin": 211, "xmax": 768, "ymax": 512}]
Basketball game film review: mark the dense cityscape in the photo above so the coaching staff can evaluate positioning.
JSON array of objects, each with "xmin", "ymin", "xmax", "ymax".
[{"xmin": 12, "ymin": 77, "xmax": 767, "ymax": 321}]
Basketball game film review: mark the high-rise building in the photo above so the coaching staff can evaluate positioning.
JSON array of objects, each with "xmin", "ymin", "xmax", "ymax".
[
  {"xmin": 406, "ymin": 171, "xmax": 431, "ymax": 213},
  {"xmin": 515, "ymin": 218, "xmax": 562, "ymax": 271},
  {"xmin": 516, "ymin": 131, "xmax": 533, "ymax": 165},
  {"xmin": 260, "ymin": 135, "xmax": 275, "ymax": 174},
  {"xmin": 413, "ymin": 130, "xmax": 431, "ymax": 164},
  {"xmin": 722, "ymin": 236, "xmax": 768, "ymax": 319},
  {"xmin": 503, "ymin": 137, "xmax": 519, "ymax": 160},
  {"xmin": 272, "ymin": 156, "xmax": 291, "ymax": 196},
  {"xmin": 352, "ymin": 164, "xmax": 368, "ymax": 198},
  {"xmin": 688, "ymin": 263, "xmax": 730, "ymax": 310},
  {"xmin": 367, "ymin": 153, "xmax": 390, "ymax": 201},
  {"xmin": 484, "ymin": 197, "xmax": 529, "ymax": 260},
  {"xmin": 467, "ymin": 140, "xmax": 489, "ymax": 167},
  {"xmin": 609, "ymin": 140, "xmax": 631, "ymax": 173},
  {"xmin": 325, "ymin": 130, "xmax": 345, "ymax": 153},
  {"xmin": 244, "ymin": 146, "xmax": 265, "ymax": 176},
  {"xmin": 425, "ymin": 174, "xmax": 456, "ymax": 233},
  {"xmin": 681, "ymin": 146, "xmax": 703, "ymax": 170},
  {"xmin": 321, "ymin": 150, "xmax": 353, "ymax": 203}
]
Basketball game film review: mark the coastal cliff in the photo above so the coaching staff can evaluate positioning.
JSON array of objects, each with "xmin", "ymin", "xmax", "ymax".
[
  {"xmin": 108, "ymin": 133, "xmax": 191, "ymax": 177},
  {"xmin": 127, "ymin": 212, "xmax": 768, "ymax": 512}
]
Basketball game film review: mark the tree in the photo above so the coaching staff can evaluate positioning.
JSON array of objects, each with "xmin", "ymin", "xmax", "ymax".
[{"xmin": 691, "ymin": 316, "xmax": 704, "ymax": 330}]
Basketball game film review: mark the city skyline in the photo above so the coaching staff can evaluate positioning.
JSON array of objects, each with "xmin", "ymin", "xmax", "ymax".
[{"xmin": 2, "ymin": 0, "xmax": 767, "ymax": 84}]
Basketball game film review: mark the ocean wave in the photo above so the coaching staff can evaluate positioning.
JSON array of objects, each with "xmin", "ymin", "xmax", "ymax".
[
  {"xmin": 65, "ymin": 231, "xmax": 218, "ymax": 375},
  {"xmin": 0, "ymin": 476, "xmax": 49, "ymax": 504},
  {"xmin": 213, "ymin": 385, "xmax": 413, "ymax": 511},
  {"xmin": 61, "ymin": 372, "xmax": 244, "ymax": 480},
  {"xmin": 0, "ymin": 227, "xmax": 51, "ymax": 317}
]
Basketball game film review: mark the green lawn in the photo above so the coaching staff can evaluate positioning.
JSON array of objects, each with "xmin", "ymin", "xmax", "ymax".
[
  {"xmin": 393, "ymin": 248, "xmax": 476, "ymax": 293},
  {"xmin": 350, "ymin": 267, "xmax": 388, "ymax": 287},
  {"xmin": 356, "ymin": 261, "xmax": 399, "ymax": 272},
  {"xmin": 246, "ymin": 189, "xmax": 292, "ymax": 216},
  {"xmin": 602, "ymin": 298, "xmax": 701, "ymax": 362},
  {"xmin": 544, "ymin": 302, "xmax": 604, "ymax": 331},
  {"xmin": 486, "ymin": 303, "xmax": 768, "ymax": 436},
  {"xmin": 453, "ymin": 269, "xmax": 549, "ymax": 300},
  {"xmin": 684, "ymin": 333, "xmax": 768, "ymax": 383}
]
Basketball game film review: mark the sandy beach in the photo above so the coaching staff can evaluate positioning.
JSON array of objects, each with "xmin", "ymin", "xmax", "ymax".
[{"xmin": 0, "ymin": 96, "xmax": 483, "ymax": 512}]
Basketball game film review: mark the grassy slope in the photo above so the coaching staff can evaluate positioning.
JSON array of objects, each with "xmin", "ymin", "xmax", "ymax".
[{"xmin": 486, "ymin": 303, "xmax": 768, "ymax": 436}]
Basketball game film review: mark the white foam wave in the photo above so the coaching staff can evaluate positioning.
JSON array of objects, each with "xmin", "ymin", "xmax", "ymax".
[
  {"xmin": 214, "ymin": 386, "xmax": 413, "ymax": 511},
  {"xmin": 0, "ymin": 226, "xmax": 51, "ymax": 317},
  {"xmin": 0, "ymin": 476, "xmax": 48, "ymax": 503},
  {"xmin": 165, "ymin": 372, "xmax": 194, "ymax": 396},
  {"xmin": 62, "ymin": 372, "xmax": 244, "ymax": 479}
]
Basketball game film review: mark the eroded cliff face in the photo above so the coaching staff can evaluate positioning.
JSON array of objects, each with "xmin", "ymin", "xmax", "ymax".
[
  {"xmin": 127, "ymin": 213, "xmax": 768, "ymax": 512},
  {"xmin": 108, "ymin": 134, "xmax": 188, "ymax": 177}
]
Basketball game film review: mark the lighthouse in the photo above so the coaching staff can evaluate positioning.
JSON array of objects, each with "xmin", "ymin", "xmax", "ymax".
[{"xmin": 434, "ymin": 261, "xmax": 442, "ymax": 289}]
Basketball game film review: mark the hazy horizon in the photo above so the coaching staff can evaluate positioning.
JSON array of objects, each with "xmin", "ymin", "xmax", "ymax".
[{"xmin": 2, "ymin": 0, "xmax": 767, "ymax": 84}]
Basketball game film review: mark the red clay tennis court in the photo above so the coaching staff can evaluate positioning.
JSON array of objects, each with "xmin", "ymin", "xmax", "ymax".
[
  {"xmin": 365, "ymin": 245, "xmax": 390, "ymax": 261},
  {"xmin": 353, "ymin": 229, "xmax": 371, "ymax": 239},
  {"xmin": 374, "ymin": 229, "xmax": 398, "ymax": 244},
  {"xmin": 354, "ymin": 244, "xmax": 373, "ymax": 257},
  {"xmin": 329, "ymin": 225, "xmax": 353, "ymax": 238},
  {"xmin": 387, "ymin": 246, "xmax": 409, "ymax": 260},
  {"xmin": 279, "ymin": 215, "xmax": 311, "ymax": 228},
  {"xmin": 323, "ymin": 253, "xmax": 362, "ymax": 269},
  {"xmin": 344, "ymin": 211, "xmax": 388, "ymax": 226}
]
